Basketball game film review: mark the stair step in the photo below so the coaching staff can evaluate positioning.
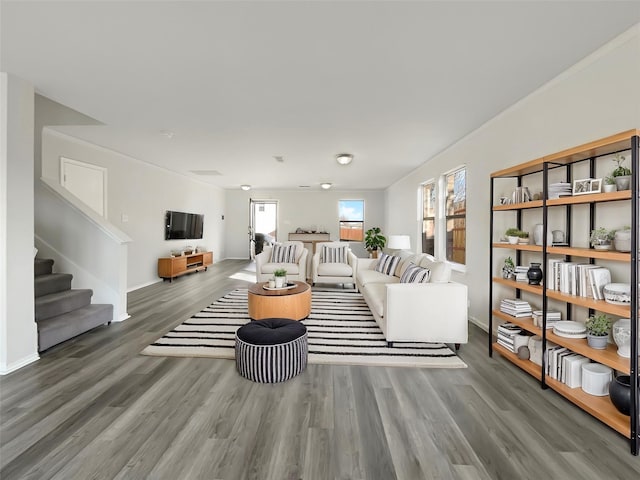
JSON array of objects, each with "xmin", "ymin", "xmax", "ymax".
[
  {"xmin": 34, "ymin": 258, "xmax": 54, "ymax": 276},
  {"xmin": 37, "ymin": 304, "xmax": 113, "ymax": 351},
  {"xmin": 35, "ymin": 289, "xmax": 93, "ymax": 322},
  {"xmin": 35, "ymin": 273, "xmax": 73, "ymax": 298}
]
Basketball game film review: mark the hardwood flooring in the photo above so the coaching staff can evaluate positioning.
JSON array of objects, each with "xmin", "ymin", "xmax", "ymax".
[{"xmin": 1, "ymin": 259, "xmax": 638, "ymax": 479}]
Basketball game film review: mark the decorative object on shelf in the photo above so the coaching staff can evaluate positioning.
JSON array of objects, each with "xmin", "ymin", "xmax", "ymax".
[
  {"xmin": 572, "ymin": 178, "xmax": 602, "ymax": 195},
  {"xmin": 611, "ymin": 153, "xmax": 631, "ymax": 191},
  {"xmin": 613, "ymin": 226, "xmax": 631, "ymax": 252},
  {"xmin": 533, "ymin": 224, "xmax": 553, "ymax": 246},
  {"xmin": 603, "ymin": 175, "xmax": 617, "ymax": 193},
  {"xmin": 526, "ymin": 263, "xmax": 543, "ymax": 286},
  {"xmin": 364, "ymin": 227, "xmax": 386, "ymax": 258},
  {"xmin": 603, "ymin": 283, "xmax": 631, "ymax": 305},
  {"xmin": 552, "ymin": 321, "xmax": 587, "ymax": 339},
  {"xmin": 585, "ymin": 313, "xmax": 612, "ymax": 349},
  {"xmin": 516, "ymin": 345, "xmax": 530, "ymax": 360},
  {"xmin": 581, "ymin": 363, "xmax": 613, "ymax": 396},
  {"xmin": 609, "ymin": 375, "xmax": 631, "ymax": 416},
  {"xmin": 502, "ymin": 257, "xmax": 515, "ymax": 279},
  {"xmin": 517, "ymin": 232, "xmax": 529, "ymax": 244},
  {"xmin": 612, "ymin": 318, "xmax": 632, "ymax": 358},
  {"xmin": 552, "ymin": 230, "xmax": 566, "ymax": 244},
  {"xmin": 273, "ymin": 268, "xmax": 287, "ymax": 288},
  {"xmin": 505, "ymin": 227, "xmax": 521, "ymax": 244},
  {"xmin": 589, "ymin": 227, "xmax": 614, "ymax": 250}
]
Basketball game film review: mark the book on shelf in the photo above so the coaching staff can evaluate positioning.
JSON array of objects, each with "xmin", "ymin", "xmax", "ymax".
[
  {"xmin": 563, "ymin": 354, "xmax": 590, "ymax": 388},
  {"xmin": 532, "ymin": 310, "xmax": 562, "ymax": 328},
  {"xmin": 588, "ymin": 267, "xmax": 612, "ymax": 300}
]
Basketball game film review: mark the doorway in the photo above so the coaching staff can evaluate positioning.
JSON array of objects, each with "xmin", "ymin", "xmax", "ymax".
[
  {"xmin": 60, "ymin": 157, "xmax": 107, "ymax": 217},
  {"xmin": 249, "ymin": 199, "xmax": 278, "ymax": 258}
]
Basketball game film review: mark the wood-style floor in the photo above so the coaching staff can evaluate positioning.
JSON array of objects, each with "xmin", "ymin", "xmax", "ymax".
[{"xmin": 1, "ymin": 260, "xmax": 638, "ymax": 479}]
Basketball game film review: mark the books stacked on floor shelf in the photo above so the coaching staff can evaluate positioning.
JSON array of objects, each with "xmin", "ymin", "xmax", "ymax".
[
  {"xmin": 499, "ymin": 298, "xmax": 532, "ymax": 317},
  {"xmin": 532, "ymin": 310, "xmax": 562, "ymax": 329},
  {"xmin": 544, "ymin": 346, "xmax": 590, "ymax": 388},
  {"xmin": 515, "ymin": 266, "xmax": 529, "ymax": 283},
  {"xmin": 497, "ymin": 323, "xmax": 530, "ymax": 353}
]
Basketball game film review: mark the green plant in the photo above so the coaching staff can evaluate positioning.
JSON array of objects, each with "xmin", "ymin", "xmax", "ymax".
[
  {"xmin": 273, "ymin": 268, "xmax": 287, "ymax": 277},
  {"xmin": 364, "ymin": 227, "xmax": 386, "ymax": 252},
  {"xmin": 505, "ymin": 227, "xmax": 521, "ymax": 237},
  {"xmin": 504, "ymin": 256, "xmax": 515, "ymax": 268},
  {"xmin": 589, "ymin": 227, "xmax": 614, "ymax": 246},
  {"xmin": 611, "ymin": 153, "xmax": 631, "ymax": 177},
  {"xmin": 517, "ymin": 231, "xmax": 529, "ymax": 239},
  {"xmin": 604, "ymin": 175, "xmax": 616, "ymax": 185},
  {"xmin": 585, "ymin": 313, "xmax": 612, "ymax": 336}
]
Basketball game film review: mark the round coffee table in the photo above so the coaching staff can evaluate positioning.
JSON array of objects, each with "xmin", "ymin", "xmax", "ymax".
[{"xmin": 247, "ymin": 281, "xmax": 311, "ymax": 320}]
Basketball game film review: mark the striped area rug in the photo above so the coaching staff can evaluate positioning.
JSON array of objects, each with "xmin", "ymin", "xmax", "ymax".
[{"xmin": 141, "ymin": 288, "xmax": 466, "ymax": 369}]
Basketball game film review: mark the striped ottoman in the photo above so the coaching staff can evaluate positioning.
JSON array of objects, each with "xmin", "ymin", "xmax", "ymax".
[{"xmin": 235, "ymin": 318, "xmax": 308, "ymax": 383}]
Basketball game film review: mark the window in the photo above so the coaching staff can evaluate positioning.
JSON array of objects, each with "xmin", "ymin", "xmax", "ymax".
[
  {"xmin": 421, "ymin": 181, "xmax": 436, "ymax": 256},
  {"xmin": 445, "ymin": 167, "xmax": 466, "ymax": 265},
  {"xmin": 339, "ymin": 200, "xmax": 364, "ymax": 241}
]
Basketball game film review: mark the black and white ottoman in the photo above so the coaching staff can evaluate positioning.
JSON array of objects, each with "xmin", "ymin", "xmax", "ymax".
[{"xmin": 235, "ymin": 318, "xmax": 308, "ymax": 383}]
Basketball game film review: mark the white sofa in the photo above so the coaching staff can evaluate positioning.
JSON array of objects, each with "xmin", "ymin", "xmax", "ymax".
[
  {"xmin": 255, "ymin": 241, "xmax": 308, "ymax": 282},
  {"xmin": 356, "ymin": 252, "xmax": 468, "ymax": 348},
  {"xmin": 311, "ymin": 242, "xmax": 358, "ymax": 288}
]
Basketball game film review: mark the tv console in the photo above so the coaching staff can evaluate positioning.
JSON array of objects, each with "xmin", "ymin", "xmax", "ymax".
[{"xmin": 158, "ymin": 251, "xmax": 213, "ymax": 282}]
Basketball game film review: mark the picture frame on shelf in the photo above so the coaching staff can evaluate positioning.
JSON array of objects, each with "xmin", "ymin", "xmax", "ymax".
[
  {"xmin": 590, "ymin": 178, "xmax": 602, "ymax": 193},
  {"xmin": 572, "ymin": 178, "xmax": 602, "ymax": 195}
]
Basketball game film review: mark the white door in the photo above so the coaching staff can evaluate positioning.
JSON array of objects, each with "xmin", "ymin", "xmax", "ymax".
[{"xmin": 60, "ymin": 157, "xmax": 107, "ymax": 217}]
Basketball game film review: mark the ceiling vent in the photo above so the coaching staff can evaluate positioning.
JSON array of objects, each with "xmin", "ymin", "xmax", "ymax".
[{"xmin": 274, "ymin": 156, "xmax": 284, "ymax": 163}]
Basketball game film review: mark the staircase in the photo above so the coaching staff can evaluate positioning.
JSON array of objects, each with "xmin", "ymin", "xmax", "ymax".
[{"xmin": 34, "ymin": 258, "xmax": 113, "ymax": 352}]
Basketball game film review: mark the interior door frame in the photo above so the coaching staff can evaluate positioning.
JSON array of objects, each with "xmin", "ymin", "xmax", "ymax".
[{"xmin": 249, "ymin": 199, "xmax": 279, "ymax": 258}]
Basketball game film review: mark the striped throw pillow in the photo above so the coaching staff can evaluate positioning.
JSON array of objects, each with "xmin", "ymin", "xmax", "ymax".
[
  {"xmin": 321, "ymin": 246, "xmax": 347, "ymax": 263},
  {"xmin": 400, "ymin": 262, "xmax": 431, "ymax": 283},
  {"xmin": 270, "ymin": 243, "xmax": 297, "ymax": 263},
  {"xmin": 374, "ymin": 253, "xmax": 400, "ymax": 276}
]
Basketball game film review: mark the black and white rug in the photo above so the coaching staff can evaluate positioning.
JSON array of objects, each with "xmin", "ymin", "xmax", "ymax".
[{"xmin": 141, "ymin": 289, "xmax": 467, "ymax": 369}]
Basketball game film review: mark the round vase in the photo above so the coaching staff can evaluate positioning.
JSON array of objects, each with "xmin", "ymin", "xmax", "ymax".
[
  {"xmin": 614, "ymin": 230, "xmax": 631, "ymax": 252},
  {"xmin": 614, "ymin": 175, "xmax": 631, "ymax": 191},
  {"xmin": 609, "ymin": 375, "xmax": 631, "ymax": 416},
  {"xmin": 527, "ymin": 263, "xmax": 543, "ymax": 286},
  {"xmin": 533, "ymin": 224, "xmax": 553, "ymax": 246},
  {"xmin": 587, "ymin": 333, "xmax": 609, "ymax": 350},
  {"xmin": 275, "ymin": 276, "xmax": 286, "ymax": 288},
  {"xmin": 612, "ymin": 318, "xmax": 631, "ymax": 358}
]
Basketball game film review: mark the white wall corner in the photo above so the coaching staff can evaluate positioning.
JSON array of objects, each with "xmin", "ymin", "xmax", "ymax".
[{"xmin": 0, "ymin": 353, "xmax": 40, "ymax": 376}]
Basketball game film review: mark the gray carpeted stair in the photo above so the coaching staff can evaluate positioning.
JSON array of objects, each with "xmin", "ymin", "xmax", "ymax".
[{"xmin": 34, "ymin": 257, "xmax": 113, "ymax": 351}]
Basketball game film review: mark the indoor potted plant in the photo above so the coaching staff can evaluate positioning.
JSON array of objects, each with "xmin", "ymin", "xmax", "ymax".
[
  {"xmin": 611, "ymin": 153, "xmax": 631, "ymax": 191},
  {"xmin": 273, "ymin": 268, "xmax": 287, "ymax": 288},
  {"xmin": 589, "ymin": 227, "xmax": 614, "ymax": 250},
  {"xmin": 364, "ymin": 227, "xmax": 386, "ymax": 258},
  {"xmin": 505, "ymin": 227, "xmax": 521, "ymax": 245},
  {"xmin": 517, "ymin": 231, "xmax": 530, "ymax": 245},
  {"xmin": 603, "ymin": 175, "xmax": 617, "ymax": 193},
  {"xmin": 585, "ymin": 313, "xmax": 612, "ymax": 349},
  {"xmin": 502, "ymin": 256, "xmax": 515, "ymax": 279}
]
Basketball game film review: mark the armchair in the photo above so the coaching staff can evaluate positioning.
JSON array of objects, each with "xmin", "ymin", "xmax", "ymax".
[
  {"xmin": 311, "ymin": 242, "xmax": 358, "ymax": 289},
  {"xmin": 256, "ymin": 241, "xmax": 308, "ymax": 282}
]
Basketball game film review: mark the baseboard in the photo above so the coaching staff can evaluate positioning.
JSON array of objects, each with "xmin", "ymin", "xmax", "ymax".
[
  {"xmin": 116, "ymin": 313, "xmax": 131, "ymax": 322},
  {"xmin": 127, "ymin": 280, "xmax": 161, "ymax": 292},
  {"xmin": 469, "ymin": 315, "xmax": 488, "ymax": 333},
  {"xmin": 0, "ymin": 353, "xmax": 40, "ymax": 376}
]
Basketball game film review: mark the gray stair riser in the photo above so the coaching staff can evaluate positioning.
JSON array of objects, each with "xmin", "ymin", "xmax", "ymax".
[
  {"xmin": 38, "ymin": 304, "xmax": 113, "ymax": 352},
  {"xmin": 34, "ymin": 258, "xmax": 54, "ymax": 277},
  {"xmin": 35, "ymin": 289, "xmax": 93, "ymax": 322},
  {"xmin": 35, "ymin": 274, "xmax": 73, "ymax": 298}
]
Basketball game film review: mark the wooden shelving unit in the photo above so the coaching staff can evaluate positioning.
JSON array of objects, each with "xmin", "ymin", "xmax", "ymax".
[{"xmin": 489, "ymin": 130, "xmax": 639, "ymax": 455}]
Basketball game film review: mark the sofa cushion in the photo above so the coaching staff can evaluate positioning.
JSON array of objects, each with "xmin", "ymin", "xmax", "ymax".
[
  {"xmin": 400, "ymin": 263, "xmax": 431, "ymax": 283},
  {"xmin": 374, "ymin": 253, "xmax": 400, "ymax": 275},
  {"xmin": 271, "ymin": 243, "xmax": 298, "ymax": 263},
  {"xmin": 363, "ymin": 283, "xmax": 386, "ymax": 318},
  {"xmin": 261, "ymin": 263, "xmax": 300, "ymax": 275},
  {"xmin": 317, "ymin": 262, "xmax": 352, "ymax": 276},
  {"xmin": 419, "ymin": 257, "xmax": 451, "ymax": 283},
  {"xmin": 357, "ymin": 269, "xmax": 399, "ymax": 287},
  {"xmin": 392, "ymin": 250, "xmax": 415, "ymax": 277},
  {"xmin": 321, "ymin": 245, "xmax": 348, "ymax": 263},
  {"xmin": 397, "ymin": 254, "xmax": 424, "ymax": 278}
]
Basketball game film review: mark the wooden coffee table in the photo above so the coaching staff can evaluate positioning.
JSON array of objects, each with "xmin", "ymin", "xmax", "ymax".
[{"xmin": 247, "ymin": 281, "xmax": 311, "ymax": 320}]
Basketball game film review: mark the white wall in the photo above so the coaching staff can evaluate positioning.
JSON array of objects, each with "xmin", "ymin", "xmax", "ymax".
[
  {"xmin": 385, "ymin": 25, "xmax": 640, "ymax": 331},
  {"xmin": 225, "ymin": 189, "xmax": 386, "ymax": 259},
  {"xmin": 41, "ymin": 130, "xmax": 226, "ymax": 290},
  {"xmin": 0, "ymin": 73, "xmax": 39, "ymax": 374}
]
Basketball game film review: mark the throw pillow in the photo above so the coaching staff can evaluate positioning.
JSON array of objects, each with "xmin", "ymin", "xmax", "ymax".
[
  {"xmin": 374, "ymin": 253, "xmax": 400, "ymax": 275},
  {"xmin": 400, "ymin": 262, "xmax": 431, "ymax": 283},
  {"xmin": 321, "ymin": 245, "xmax": 347, "ymax": 263},
  {"xmin": 271, "ymin": 243, "xmax": 297, "ymax": 263}
]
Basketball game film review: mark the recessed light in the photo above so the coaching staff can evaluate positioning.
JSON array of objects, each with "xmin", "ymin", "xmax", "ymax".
[
  {"xmin": 336, "ymin": 154, "xmax": 353, "ymax": 165},
  {"xmin": 241, "ymin": 185, "xmax": 251, "ymax": 191},
  {"xmin": 320, "ymin": 183, "xmax": 332, "ymax": 190}
]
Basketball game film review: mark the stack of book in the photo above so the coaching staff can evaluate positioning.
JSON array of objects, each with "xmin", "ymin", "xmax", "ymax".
[
  {"xmin": 497, "ymin": 323, "xmax": 530, "ymax": 353},
  {"xmin": 514, "ymin": 265, "xmax": 529, "ymax": 283},
  {"xmin": 500, "ymin": 298, "xmax": 532, "ymax": 317},
  {"xmin": 547, "ymin": 260, "xmax": 611, "ymax": 299},
  {"xmin": 545, "ymin": 346, "xmax": 590, "ymax": 388},
  {"xmin": 532, "ymin": 310, "xmax": 562, "ymax": 329},
  {"xmin": 547, "ymin": 182, "xmax": 572, "ymax": 199}
]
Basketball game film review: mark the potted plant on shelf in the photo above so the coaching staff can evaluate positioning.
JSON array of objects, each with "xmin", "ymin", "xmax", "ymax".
[
  {"xmin": 364, "ymin": 227, "xmax": 386, "ymax": 258},
  {"xmin": 603, "ymin": 175, "xmax": 617, "ymax": 193},
  {"xmin": 273, "ymin": 268, "xmax": 287, "ymax": 288},
  {"xmin": 589, "ymin": 227, "xmax": 614, "ymax": 250},
  {"xmin": 613, "ymin": 226, "xmax": 631, "ymax": 252},
  {"xmin": 517, "ymin": 231, "xmax": 530, "ymax": 245},
  {"xmin": 585, "ymin": 313, "xmax": 612, "ymax": 349},
  {"xmin": 502, "ymin": 257, "xmax": 515, "ymax": 279},
  {"xmin": 505, "ymin": 228, "xmax": 521, "ymax": 245},
  {"xmin": 611, "ymin": 153, "xmax": 631, "ymax": 191}
]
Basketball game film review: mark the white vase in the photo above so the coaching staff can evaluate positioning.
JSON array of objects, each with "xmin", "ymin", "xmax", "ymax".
[
  {"xmin": 275, "ymin": 276, "xmax": 285, "ymax": 288},
  {"xmin": 612, "ymin": 319, "xmax": 631, "ymax": 358},
  {"xmin": 603, "ymin": 184, "xmax": 617, "ymax": 193},
  {"xmin": 533, "ymin": 224, "xmax": 553, "ymax": 246}
]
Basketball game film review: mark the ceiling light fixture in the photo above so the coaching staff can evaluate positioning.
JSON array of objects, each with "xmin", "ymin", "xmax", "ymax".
[
  {"xmin": 320, "ymin": 183, "xmax": 332, "ymax": 190},
  {"xmin": 336, "ymin": 153, "xmax": 353, "ymax": 165},
  {"xmin": 240, "ymin": 184, "xmax": 251, "ymax": 191}
]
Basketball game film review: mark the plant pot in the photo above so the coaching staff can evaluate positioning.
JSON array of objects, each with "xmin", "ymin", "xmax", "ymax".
[
  {"xmin": 518, "ymin": 238, "xmax": 530, "ymax": 245},
  {"xmin": 586, "ymin": 333, "xmax": 609, "ymax": 350},
  {"xmin": 614, "ymin": 175, "xmax": 631, "ymax": 191},
  {"xmin": 274, "ymin": 276, "xmax": 286, "ymax": 288},
  {"xmin": 609, "ymin": 375, "xmax": 631, "ymax": 416},
  {"xmin": 592, "ymin": 239, "xmax": 612, "ymax": 251},
  {"xmin": 527, "ymin": 263, "xmax": 543, "ymax": 286},
  {"xmin": 614, "ymin": 229, "xmax": 631, "ymax": 252},
  {"xmin": 507, "ymin": 236, "xmax": 519, "ymax": 245},
  {"xmin": 603, "ymin": 184, "xmax": 617, "ymax": 193}
]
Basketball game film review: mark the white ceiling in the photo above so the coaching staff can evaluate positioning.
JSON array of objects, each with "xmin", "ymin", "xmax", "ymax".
[{"xmin": 2, "ymin": 1, "xmax": 639, "ymax": 190}]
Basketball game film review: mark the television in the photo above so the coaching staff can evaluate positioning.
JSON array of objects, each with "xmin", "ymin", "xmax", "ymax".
[{"xmin": 165, "ymin": 210, "xmax": 204, "ymax": 240}]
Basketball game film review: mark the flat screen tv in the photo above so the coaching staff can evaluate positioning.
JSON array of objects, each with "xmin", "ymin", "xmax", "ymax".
[{"xmin": 165, "ymin": 210, "xmax": 204, "ymax": 240}]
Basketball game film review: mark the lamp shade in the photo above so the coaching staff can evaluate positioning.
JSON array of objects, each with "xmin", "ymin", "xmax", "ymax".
[{"xmin": 387, "ymin": 235, "xmax": 411, "ymax": 250}]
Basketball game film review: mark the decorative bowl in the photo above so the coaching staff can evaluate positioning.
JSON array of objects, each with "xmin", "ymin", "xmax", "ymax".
[{"xmin": 603, "ymin": 283, "xmax": 631, "ymax": 305}]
